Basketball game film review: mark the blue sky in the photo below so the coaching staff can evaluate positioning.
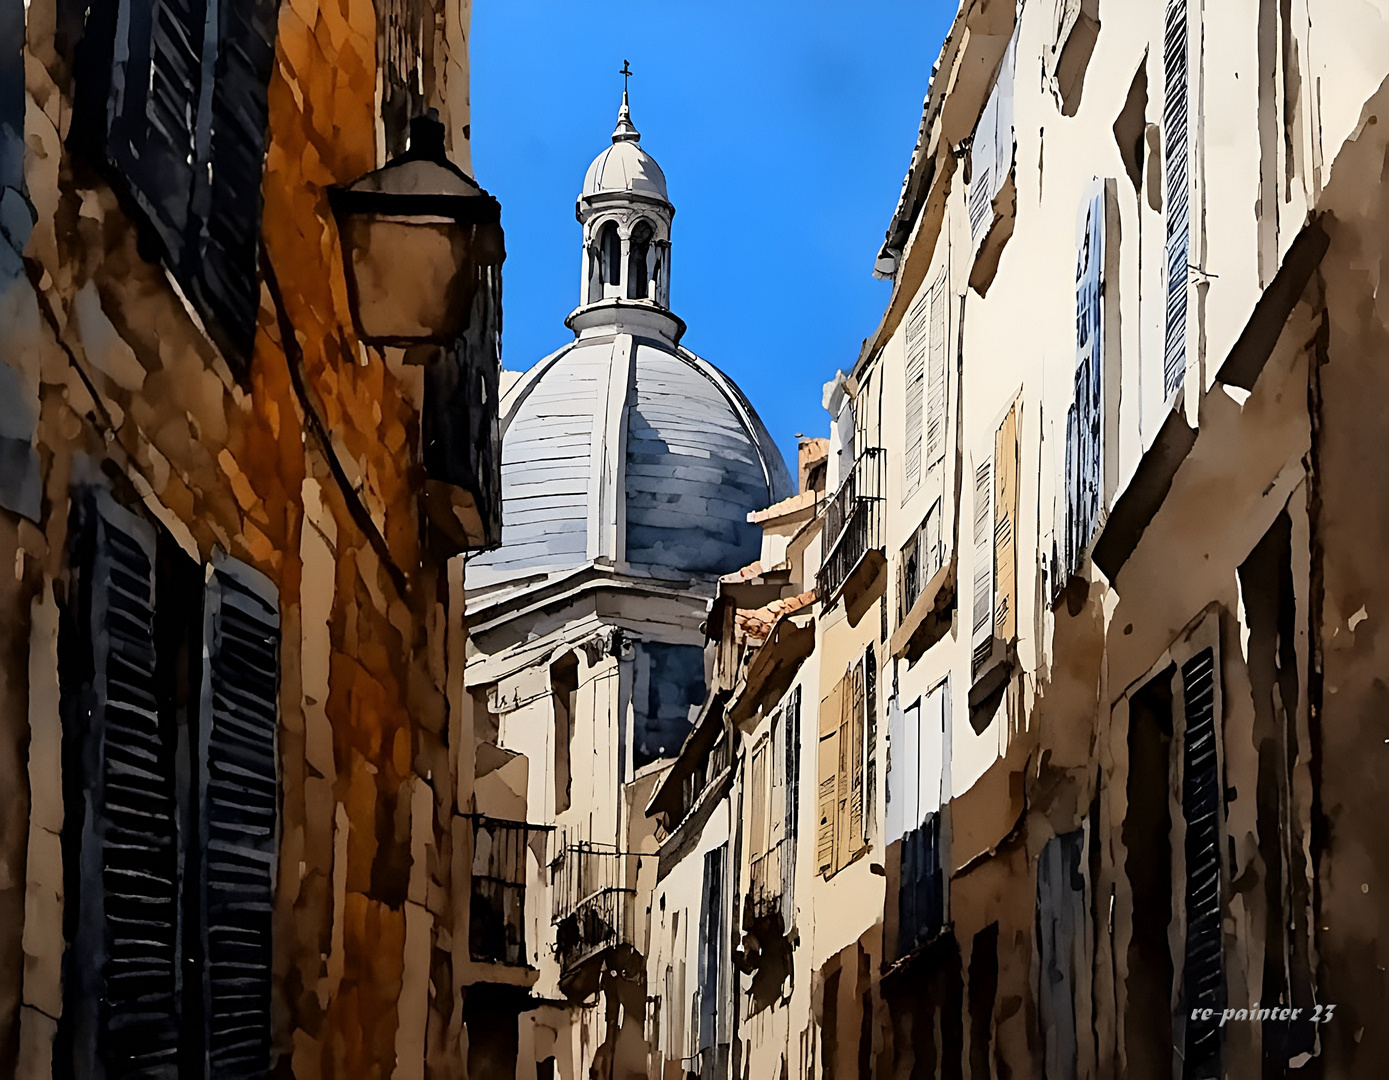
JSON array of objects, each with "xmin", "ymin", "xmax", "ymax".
[{"xmin": 470, "ymin": 2, "xmax": 956, "ymax": 473}]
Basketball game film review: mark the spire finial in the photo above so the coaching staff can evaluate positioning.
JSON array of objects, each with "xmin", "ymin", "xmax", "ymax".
[{"xmin": 612, "ymin": 61, "xmax": 641, "ymax": 143}]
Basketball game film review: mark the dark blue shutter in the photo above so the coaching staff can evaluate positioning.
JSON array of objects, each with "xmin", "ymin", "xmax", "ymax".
[
  {"xmin": 1163, "ymin": 0, "xmax": 1191, "ymax": 399},
  {"xmin": 190, "ymin": 0, "xmax": 280, "ymax": 360},
  {"xmin": 1180, "ymin": 647, "xmax": 1223, "ymax": 1078},
  {"xmin": 68, "ymin": 489, "xmax": 184, "ymax": 1078},
  {"xmin": 76, "ymin": 0, "xmax": 279, "ymax": 369},
  {"xmin": 199, "ymin": 556, "xmax": 279, "ymax": 1077}
]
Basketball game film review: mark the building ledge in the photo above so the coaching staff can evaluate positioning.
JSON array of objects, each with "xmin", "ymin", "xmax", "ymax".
[
  {"xmin": 1091, "ymin": 405, "xmax": 1197, "ymax": 582},
  {"xmin": 890, "ymin": 557, "xmax": 956, "ymax": 664},
  {"xmin": 840, "ymin": 548, "xmax": 888, "ymax": 627},
  {"xmin": 729, "ymin": 615, "xmax": 816, "ymax": 728}
]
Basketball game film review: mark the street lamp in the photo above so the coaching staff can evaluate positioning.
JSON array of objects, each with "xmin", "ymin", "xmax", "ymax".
[{"xmin": 329, "ymin": 111, "xmax": 504, "ymax": 346}]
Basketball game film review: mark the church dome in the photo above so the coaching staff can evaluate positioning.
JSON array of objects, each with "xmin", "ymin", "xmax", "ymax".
[
  {"xmin": 467, "ymin": 337, "xmax": 792, "ymax": 591},
  {"xmin": 582, "ymin": 140, "xmax": 668, "ymax": 202},
  {"xmin": 466, "ymin": 87, "xmax": 791, "ymax": 598}
]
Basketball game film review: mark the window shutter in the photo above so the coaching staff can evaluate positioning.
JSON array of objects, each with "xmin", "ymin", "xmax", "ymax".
[
  {"xmin": 1061, "ymin": 188, "xmax": 1105, "ymax": 587},
  {"xmin": 925, "ymin": 273, "xmax": 949, "ymax": 466},
  {"xmin": 1179, "ymin": 647, "xmax": 1223, "ymax": 1076},
  {"xmin": 199, "ymin": 556, "xmax": 280, "ymax": 1077},
  {"xmin": 750, "ymin": 742, "xmax": 768, "ymax": 861},
  {"xmin": 903, "ymin": 292, "xmax": 930, "ymax": 495},
  {"xmin": 817, "ymin": 681, "xmax": 843, "ymax": 876},
  {"xmin": 969, "ymin": 91, "xmax": 998, "ymax": 245},
  {"xmin": 1163, "ymin": 0, "xmax": 1191, "ymax": 399},
  {"xmin": 993, "ymin": 404, "xmax": 1018, "ymax": 644},
  {"xmin": 785, "ymin": 686, "xmax": 801, "ymax": 843},
  {"xmin": 1036, "ymin": 828, "xmax": 1089, "ymax": 1080},
  {"xmin": 70, "ymin": 490, "xmax": 183, "ymax": 1077},
  {"xmin": 844, "ymin": 662, "xmax": 866, "ymax": 858},
  {"xmin": 190, "ymin": 0, "xmax": 280, "ymax": 359},
  {"xmin": 971, "ymin": 458, "xmax": 994, "ymax": 673}
]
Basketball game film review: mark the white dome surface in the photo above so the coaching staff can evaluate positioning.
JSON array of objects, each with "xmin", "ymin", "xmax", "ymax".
[{"xmin": 582, "ymin": 140, "xmax": 669, "ymax": 202}]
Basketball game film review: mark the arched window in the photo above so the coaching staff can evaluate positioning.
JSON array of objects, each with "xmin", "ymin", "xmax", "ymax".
[
  {"xmin": 599, "ymin": 221, "xmax": 622, "ymax": 290},
  {"xmin": 627, "ymin": 220, "xmax": 654, "ymax": 300}
]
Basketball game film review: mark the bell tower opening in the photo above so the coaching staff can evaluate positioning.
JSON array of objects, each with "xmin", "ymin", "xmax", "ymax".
[{"xmin": 628, "ymin": 220, "xmax": 654, "ymax": 300}]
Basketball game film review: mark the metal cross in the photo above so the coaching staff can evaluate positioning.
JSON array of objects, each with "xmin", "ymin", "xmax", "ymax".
[{"xmin": 620, "ymin": 60, "xmax": 633, "ymax": 94}]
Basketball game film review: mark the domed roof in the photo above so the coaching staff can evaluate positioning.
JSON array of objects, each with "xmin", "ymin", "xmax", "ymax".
[
  {"xmin": 580, "ymin": 92, "xmax": 670, "ymax": 204},
  {"xmin": 467, "ymin": 330, "xmax": 793, "ymax": 593},
  {"xmin": 582, "ymin": 141, "xmax": 668, "ymax": 201}
]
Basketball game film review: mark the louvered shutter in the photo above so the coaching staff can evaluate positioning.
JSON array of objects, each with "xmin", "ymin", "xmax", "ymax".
[
  {"xmin": 817, "ymin": 681, "xmax": 843, "ymax": 875},
  {"xmin": 73, "ymin": 490, "xmax": 184, "ymax": 1077},
  {"xmin": 925, "ymin": 274, "xmax": 949, "ymax": 466},
  {"xmin": 785, "ymin": 686, "xmax": 801, "ymax": 842},
  {"xmin": 971, "ymin": 458, "xmax": 994, "ymax": 674},
  {"xmin": 1061, "ymin": 189, "xmax": 1105, "ymax": 587},
  {"xmin": 1179, "ymin": 647, "xmax": 1223, "ymax": 1078},
  {"xmin": 969, "ymin": 91, "xmax": 998, "ymax": 245},
  {"xmin": 903, "ymin": 292, "xmax": 930, "ymax": 495},
  {"xmin": 993, "ymin": 405, "xmax": 1018, "ymax": 644},
  {"xmin": 844, "ymin": 661, "xmax": 865, "ymax": 860},
  {"xmin": 1162, "ymin": 0, "xmax": 1191, "ymax": 399},
  {"xmin": 84, "ymin": 0, "xmax": 279, "ymax": 367},
  {"xmin": 189, "ymin": 0, "xmax": 280, "ymax": 359},
  {"xmin": 199, "ymin": 556, "xmax": 280, "ymax": 1077},
  {"xmin": 750, "ymin": 742, "xmax": 768, "ymax": 861}
]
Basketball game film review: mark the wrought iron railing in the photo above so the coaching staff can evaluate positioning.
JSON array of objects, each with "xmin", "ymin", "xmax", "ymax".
[
  {"xmin": 469, "ymin": 816, "xmax": 546, "ymax": 966},
  {"xmin": 745, "ymin": 836, "xmax": 793, "ymax": 929},
  {"xmin": 817, "ymin": 448, "xmax": 885, "ymax": 601},
  {"xmin": 550, "ymin": 840, "xmax": 638, "ymax": 974}
]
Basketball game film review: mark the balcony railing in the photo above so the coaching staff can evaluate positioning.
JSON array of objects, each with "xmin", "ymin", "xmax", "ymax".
[
  {"xmin": 817, "ymin": 448, "xmax": 885, "ymax": 602},
  {"xmin": 745, "ymin": 836, "xmax": 794, "ymax": 930},
  {"xmin": 550, "ymin": 840, "xmax": 639, "ymax": 974},
  {"xmin": 469, "ymin": 816, "xmax": 548, "ymax": 966}
]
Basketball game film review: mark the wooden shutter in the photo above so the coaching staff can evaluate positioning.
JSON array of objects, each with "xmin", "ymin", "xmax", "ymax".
[
  {"xmin": 817, "ymin": 681, "xmax": 843, "ymax": 875},
  {"xmin": 191, "ymin": 0, "xmax": 281, "ymax": 359},
  {"xmin": 785, "ymin": 686, "xmax": 801, "ymax": 843},
  {"xmin": 925, "ymin": 273, "xmax": 949, "ymax": 466},
  {"xmin": 1179, "ymin": 647, "xmax": 1222, "ymax": 1077},
  {"xmin": 903, "ymin": 292, "xmax": 930, "ymax": 494},
  {"xmin": 993, "ymin": 405, "xmax": 1018, "ymax": 644},
  {"xmin": 971, "ymin": 458, "xmax": 994, "ymax": 673},
  {"xmin": 842, "ymin": 662, "xmax": 866, "ymax": 863},
  {"xmin": 750, "ymin": 741, "xmax": 769, "ymax": 861},
  {"xmin": 70, "ymin": 490, "xmax": 183, "ymax": 1077},
  {"xmin": 1162, "ymin": 0, "xmax": 1191, "ymax": 399},
  {"xmin": 969, "ymin": 90, "xmax": 998, "ymax": 244},
  {"xmin": 199, "ymin": 556, "xmax": 280, "ymax": 1077},
  {"xmin": 1062, "ymin": 189, "xmax": 1105, "ymax": 587}
]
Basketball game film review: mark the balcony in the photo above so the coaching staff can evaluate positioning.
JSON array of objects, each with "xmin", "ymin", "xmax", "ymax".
[
  {"xmin": 744, "ymin": 837, "xmax": 793, "ymax": 931},
  {"xmin": 816, "ymin": 448, "xmax": 886, "ymax": 615},
  {"xmin": 469, "ymin": 817, "xmax": 549, "ymax": 967},
  {"xmin": 550, "ymin": 841, "xmax": 640, "ymax": 982}
]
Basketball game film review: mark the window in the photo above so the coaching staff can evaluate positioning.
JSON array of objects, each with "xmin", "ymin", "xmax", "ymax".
[
  {"xmin": 1163, "ymin": 0, "xmax": 1192, "ymax": 399},
  {"xmin": 469, "ymin": 817, "xmax": 535, "ymax": 966},
  {"xmin": 902, "ymin": 271, "xmax": 948, "ymax": 500},
  {"xmin": 816, "ymin": 654, "xmax": 873, "ymax": 878},
  {"xmin": 968, "ymin": 29, "xmax": 1019, "ymax": 249},
  {"xmin": 599, "ymin": 220, "xmax": 622, "ymax": 293},
  {"xmin": 550, "ymin": 653, "xmax": 578, "ymax": 815},
  {"xmin": 1057, "ymin": 186, "xmax": 1106, "ymax": 592},
  {"xmin": 71, "ymin": 0, "xmax": 280, "ymax": 368},
  {"xmin": 1120, "ymin": 615, "xmax": 1225, "ymax": 1079},
  {"xmin": 900, "ymin": 499, "xmax": 943, "ymax": 624},
  {"xmin": 627, "ymin": 219, "xmax": 654, "ymax": 299},
  {"xmin": 58, "ymin": 487, "xmax": 280, "ymax": 1077},
  {"xmin": 696, "ymin": 845, "xmax": 728, "ymax": 1062},
  {"xmin": 972, "ymin": 402, "xmax": 1018, "ymax": 679}
]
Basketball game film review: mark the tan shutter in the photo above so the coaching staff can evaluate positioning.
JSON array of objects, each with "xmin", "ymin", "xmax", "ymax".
[
  {"xmin": 817, "ymin": 681, "xmax": 844, "ymax": 875},
  {"xmin": 993, "ymin": 404, "xmax": 1019, "ymax": 643},
  {"xmin": 834, "ymin": 666, "xmax": 863, "ymax": 869},
  {"xmin": 971, "ymin": 458, "xmax": 994, "ymax": 673}
]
